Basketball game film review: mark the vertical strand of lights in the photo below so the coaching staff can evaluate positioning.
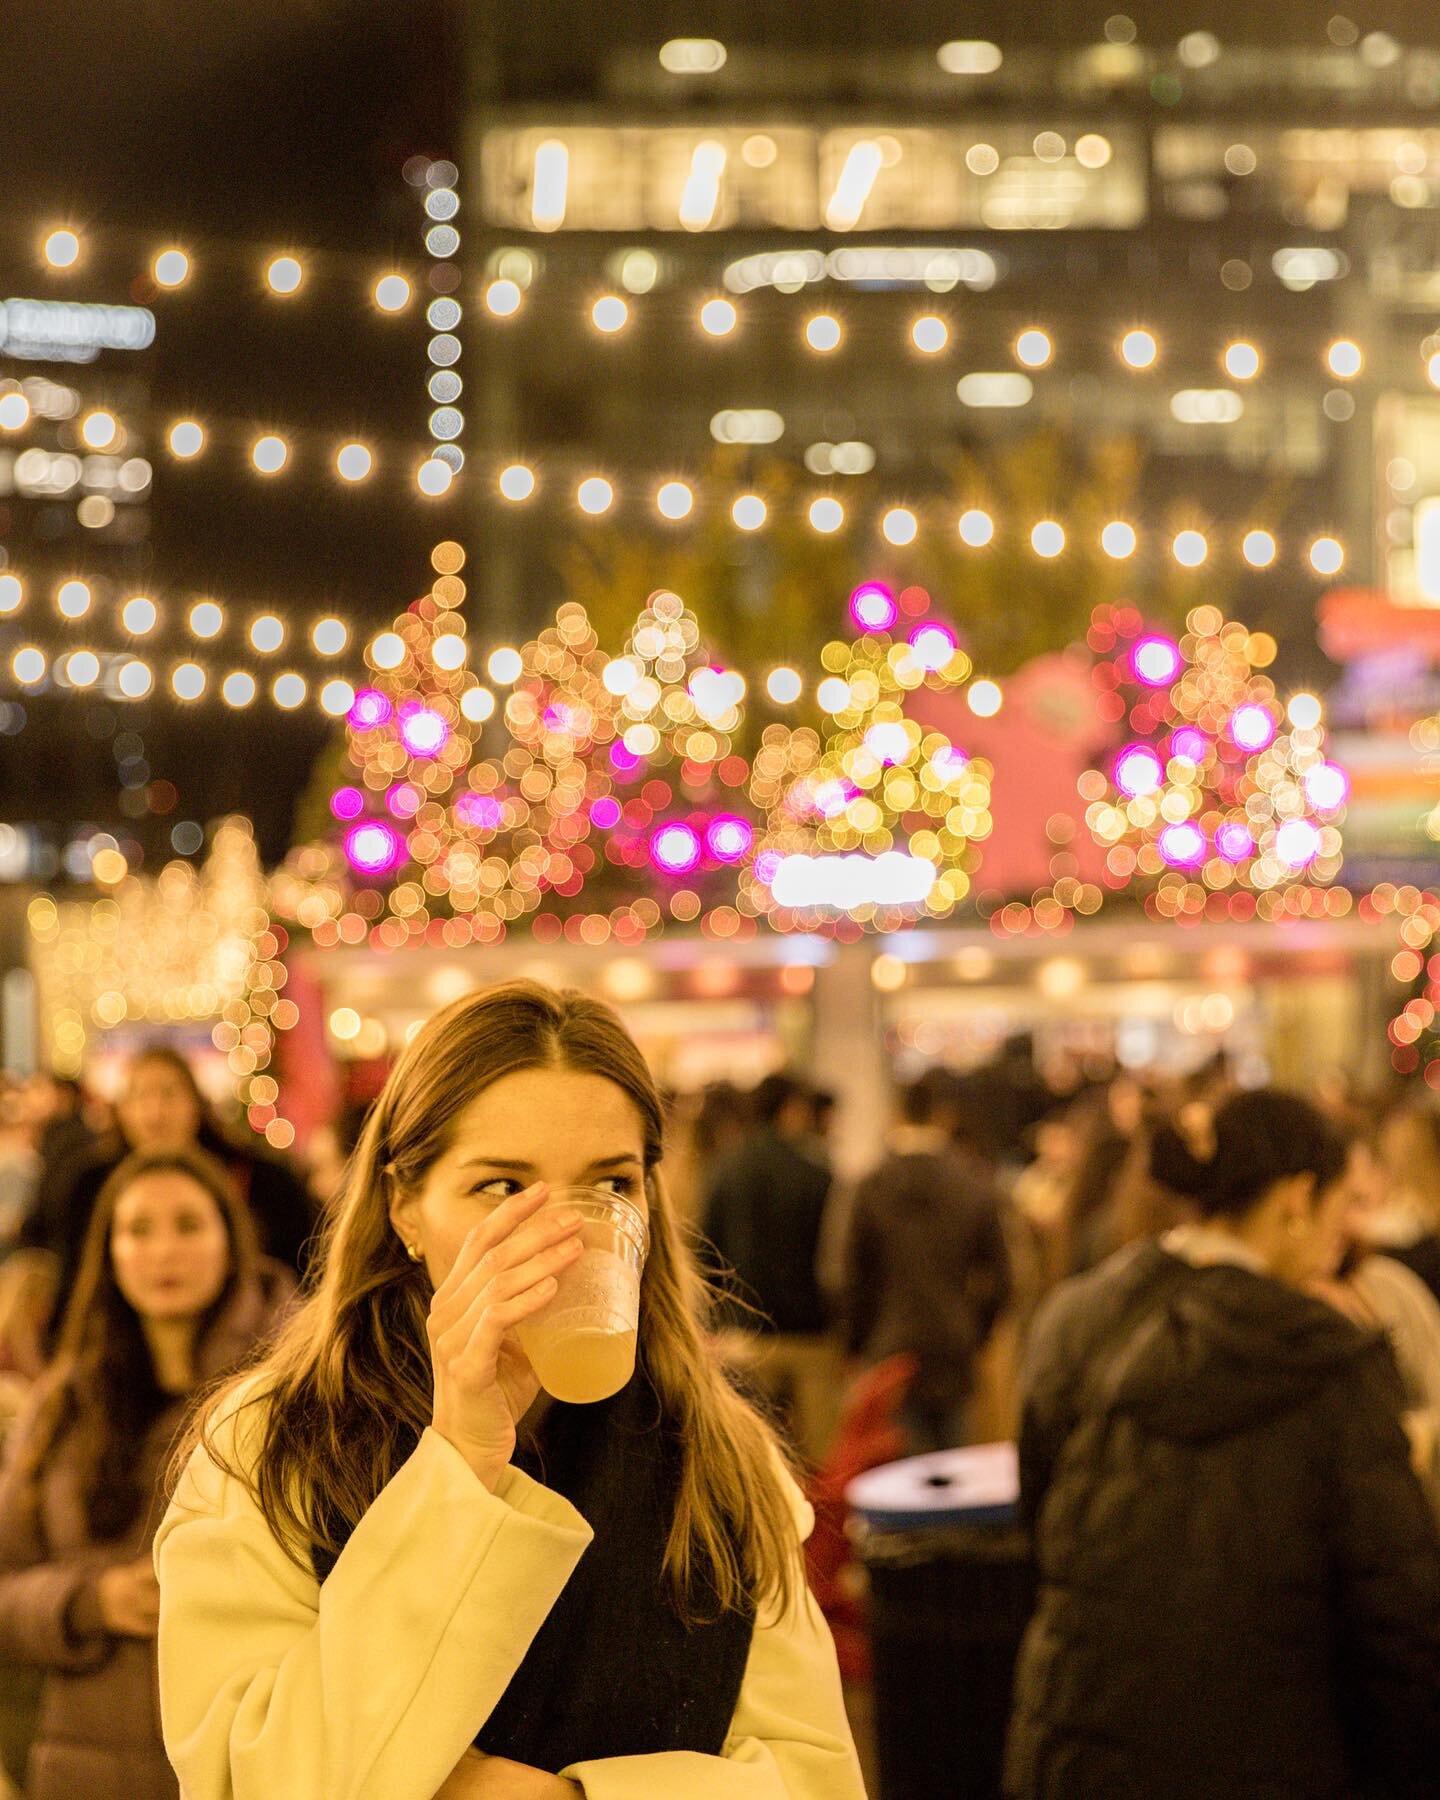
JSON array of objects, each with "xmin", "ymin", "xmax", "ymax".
[{"xmin": 419, "ymin": 156, "xmax": 465, "ymax": 494}]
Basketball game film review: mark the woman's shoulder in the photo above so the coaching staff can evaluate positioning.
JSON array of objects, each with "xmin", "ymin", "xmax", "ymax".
[{"xmin": 168, "ymin": 1371, "xmax": 277, "ymax": 1519}]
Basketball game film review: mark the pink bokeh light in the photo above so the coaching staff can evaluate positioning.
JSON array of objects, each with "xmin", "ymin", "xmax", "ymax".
[
  {"xmin": 1131, "ymin": 635, "xmax": 1182, "ymax": 688},
  {"xmin": 850, "ymin": 581, "xmax": 898, "ymax": 633},
  {"xmin": 1229, "ymin": 704, "xmax": 1276, "ymax": 753},
  {"xmin": 1114, "ymin": 743, "xmax": 1164, "ymax": 798},
  {"xmin": 344, "ymin": 820, "xmax": 403, "ymax": 876},
  {"xmin": 650, "ymin": 822, "xmax": 702, "ymax": 874},
  {"xmin": 1158, "ymin": 822, "xmax": 1207, "ymax": 867},
  {"xmin": 706, "ymin": 815, "xmax": 753, "ymax": 862}
]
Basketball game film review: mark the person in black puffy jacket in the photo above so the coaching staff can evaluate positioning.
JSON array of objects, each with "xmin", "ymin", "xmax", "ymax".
[{"xmin": 1006, "ymin": 1088, "xmax": 1440, "ymax": 1800}]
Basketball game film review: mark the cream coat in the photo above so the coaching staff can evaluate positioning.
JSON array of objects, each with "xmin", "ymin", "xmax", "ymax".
[{"xmin": 155, "ymin": 1383, "xmax": 867, "ymax": 1799}]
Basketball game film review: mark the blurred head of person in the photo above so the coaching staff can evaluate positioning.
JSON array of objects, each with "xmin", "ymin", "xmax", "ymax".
[
  {"xmin": 692, "ymin": 1080, "xmax": 748, "ymax": 1167},
  {"xmin": 117, "ymin": 1046, "xmax": 215, "ymax": 1156},
  {"xmin": 750, "ymin": 1071, "xmax": 816, "ymax": 1143},
  {"xmin": 1150, "ymin": 1089, "xmax": 1352, "ymax": 1288},
  {"xmin": 1376, "ymin": 1105, "xmax": 1440, "ymax": 1228},
  {"xmin": 181, "ymin": 980, "xmax": 802, "ymax": 1626},
  {"xmin": 26, "ymin": 1147, "xmax": 260, "ymax": 1538}
]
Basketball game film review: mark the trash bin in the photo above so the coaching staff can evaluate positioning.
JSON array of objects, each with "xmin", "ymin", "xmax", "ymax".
[{"xmin": 847, "ymin": 1444, "xmax": 1035, "ymax": 1800}]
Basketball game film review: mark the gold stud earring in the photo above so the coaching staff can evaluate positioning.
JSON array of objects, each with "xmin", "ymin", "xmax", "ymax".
[{"xmin": 406, "ymin": 1241, "xmax": 425, "ymax": 1263}]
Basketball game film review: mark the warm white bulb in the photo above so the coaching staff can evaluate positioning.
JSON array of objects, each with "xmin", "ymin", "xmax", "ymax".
[
  {"xmin": 577, "ymin": 476, "xmax": 614, "ymax": 516},
  {"xmin": 1173, "ymin": 529, "xmax": 1208, "ymax": 568},
  {"xmin": 766, "ymin": 667, "xmax": 803, "ymax": 704},
  {"xmin": 656, "ymin": 481, "xmax": 694, "ymax": 520},
  {"xmin": 808, "ymin": 497, "xmax": 845, "ymax": 533},
  {"xmin": 958, "ymin": 509, "xmax": 994, "ymax": 547},
  {"xmin": 252, "ymin": 435, "xmax": 289, "ymax": 475},
  {"xmin": 499, "ymin": 463, "xmax": 536, "ymax": 502},
  {"xmin": 591, "ymin": 296, "xmax": 628, "ymax": 334},
  {"xmin": 1242, "ymin": 529, "xmax": 1277, "ymax": 568},
  {"xmin": 1327, "ymin": 338, "xmax": 1362, "ymax": 379},
  {"xmin": 266, "ymin": 255, "xmax": 304, "ymax": 295},
  {"xmin": 44, "ymin": 229, "xmax": 80, "ymax": 269},
  {"xmin": 189, "ymin": 602, "xmax": 224, "ymax": 639},
  {"xmin": 81, "ymin": 411, "xmax": 117, "ymax": 450},
  {"xmin": 374, "ymin": 273, "xmax": 411, "ymax": 312},
  {"xmin": 335, "ymin": 442, "xmax": 373, "ymax": 483},
  {"xmin": 1309, "ymin": 535, "xmax": 1344, "ymax": 576},
  {"xmin": 153, "ymin": 248, "xmax": 190, "ymax": 288},
  {"xmin": 311, "ymin": 617, "xmax": 348, "ymax": 656},
  {"xmin": 700, "ymin": 299, "xmax": 737, "ymax": 336},
  {"xmin": 732, "ymin": 494, "xmax": 767, "ymax": 531},
  {"xmin": 806, "ymin": 315, "xmax": 842, "ymax": 353},
  {"xmin": 912, "ymin": 316, "xmax": 949, "ymax": 354},
  {"xmin": 1121, "ymin": 329, "xmax": 1158, "ymax": 369},
  {"xmin": 1101, "ymin": 521, "xmax": 1137, "ymax": 559},
  {"xmin": 1224, "ymin": 341, "xmax": 1260, "ymax": 380},
  {"xmin": 486, "ymin": 279, "xmax": 523, "ymax": 317},
  {"xmin": 1031, "ymin": 520, "xmax": 1065, "ymax": 558},
  {"xmin": 882, "ymin": 507, "xmax": 918, "ymax": 546},
  {"xmin": 319, "ymin": 679, "xmax": 356, "ymax": 717},
  {"xmin": 1015, "ymin": 329, "xmax": 1052, "ymax": 368},
  {"xmin": 169, "ymin": 420, "xmax": 205, "ymax": 458}
]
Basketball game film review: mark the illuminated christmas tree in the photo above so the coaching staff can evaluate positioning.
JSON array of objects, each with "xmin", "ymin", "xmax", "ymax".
[
  {"xmin": 1077, "ymin": 602, "xmax": 1349, "ymax": 926},
  {"xmin": 741, "ymin": 581, "xmax": 993, "ymax": 933}
]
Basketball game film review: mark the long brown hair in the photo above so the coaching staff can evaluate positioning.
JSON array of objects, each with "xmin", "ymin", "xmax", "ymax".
[
  {"xmin": 178, "ymin": 980, "xmax": 802, "ymax": 1622},
  {"xmin": 25, "ymin": 1147, "xmax": 261, "ymax": 1538}
]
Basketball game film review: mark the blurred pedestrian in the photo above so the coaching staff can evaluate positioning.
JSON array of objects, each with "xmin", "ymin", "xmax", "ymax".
[
  {"xmin": 1366, "ymin": 1103, "xmax": 1440, "ymax": 1302},
  {"xmin": 0, "ymin": 1147, "xmax": 287, "ymax": 1800},
  {"xmin": 703, "ymin": 1072, "xmax": 838, "ymax": 1459},
  {"xmin": 23, "ymin": 1046, "xmax": 317, "ymax": 1346},
  {"xmin": 1008, "ymin": 1089, "xmax": 1440, "ymax": 1799},
  {"xmin": 157, "ymin": 980, "xmax": 864, "ymax": 1798},
  {"xmin": 840, "ymin": 1075, "xmax": 1010, "ymax": 1453}
]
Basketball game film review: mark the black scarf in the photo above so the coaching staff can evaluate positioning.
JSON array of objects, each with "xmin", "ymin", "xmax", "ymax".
[
  {"xmin": 312, "ymin": 1379, "xmax": 755, "ymax": 1774},
  {"xmin": 474, "ymin": 1378, "xmax": 755, "ymax": 1771}
]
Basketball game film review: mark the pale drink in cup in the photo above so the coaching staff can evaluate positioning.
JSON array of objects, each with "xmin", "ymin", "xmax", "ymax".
[{"xmin": 515, "ymin": 1187, "xmax": 648, "ymax": 1404}]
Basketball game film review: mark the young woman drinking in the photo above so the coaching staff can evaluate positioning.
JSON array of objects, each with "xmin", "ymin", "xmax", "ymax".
[
  {"xmin": 0, "ymin": 1147, "xmax": 284, "ymax": 1800},
  {"xmin": 157, "ymin": 980, "xmax": 865, "ymax": 1800}
]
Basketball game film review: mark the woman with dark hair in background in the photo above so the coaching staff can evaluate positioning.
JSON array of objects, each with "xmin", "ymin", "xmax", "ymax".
[
  {"xmin": 1008, "ymin": 1088, "xmax": 1440, "ymax": 1800},
  {"xmin": 23, "ymin": 1047, "xmax": 317, "ymax": 1344},
  {"xmin": 0, "ymin": 1148, "xmax": 287, "ymax": 1799}
]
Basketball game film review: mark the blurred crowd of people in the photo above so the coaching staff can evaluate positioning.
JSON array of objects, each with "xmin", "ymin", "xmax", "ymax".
[
  {"xmin": 670, "ymin": 1046, "xmax": 1440, "ymax": 1795},
  {"xmin": 0, "ymin": 1033, "xmax": 1437, "ymax": 1794}
]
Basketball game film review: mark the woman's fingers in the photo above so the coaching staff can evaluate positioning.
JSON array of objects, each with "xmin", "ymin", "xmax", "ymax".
[
  {"xmin": 453, "ymin": 1274, "xmax": 563, "ymax": 1381},
  {"xmin": 432, "ymin": 1235, "xmax": 580, "ymax": 1358},
  {"xmin": 430, "ymin": 1184, "xmax": 549, "ymax": 1305},
  {"xmin": 429, "ymin": 1200, "xmax": 582, "ymax": 1336}
]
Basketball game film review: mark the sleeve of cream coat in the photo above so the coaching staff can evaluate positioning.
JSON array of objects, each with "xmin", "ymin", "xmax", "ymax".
[
  {"xmin": 559, "ymin": 1472, "xmax": 868, "ymax": 1799},
  {"xmin": 154, "ymin": 1383, "xmax": 594, "ymax": 1800}
]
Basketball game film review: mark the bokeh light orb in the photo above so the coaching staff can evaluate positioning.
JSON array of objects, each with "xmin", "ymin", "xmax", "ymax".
[
  {"xmin": 1158, "ymin": 822, "xmax": 1207, "ymax": 867},
  {"xmin": 349, "ymin": 687, "xmax": 394, "ymax": 731},
  {"xmin": 1303, "ymin": 762, "xmax": 1349, "ymax": 810},
  {"xmin": 1171, "ymin": 727, "xmax": 1209, "ymax": 763},
  {"xmin": 1275, "ymin": 818, "xmax": 1322, "ymax": 867},
  {"xmin": 1131, "ymin": 634, "xmax": 1182, "ymax": 687},
  {"xmin": 344, "ymin": 820, "xmax": 403, "ymax": 875},
  {"xmin": 650, "ymin": 822, "xmax": 702, "ymax": 874},
  {"xmin": 330, "ymin": 787, "xmax": 365, "ymax": 822},
  {"xmin": 910, "ymin": 621, "xmax": 957, "ymax": 671},
  {"xmin": 398, "ymin": 704, "xmax": 449, "ymax": 758},
  {"xmin": 1114, "ymin": 744, "xmax": 1164, "ymax": 797},
  {"xmin": 1216, "ymin": 821, "xmax": 1253, "ymax": 862},
  {"xmin": 589, "ymin": 796, "xmax": 622, "ymax": 830},
  {"xmin": 1229, "ymin": 703, "xmax": 1276, "ymax": 752},
  {"xmin": 851, "ymin": 581, "xmax": 898, "ymax": 632},
  {"xmin": 706, "ymin": 815, "xmax": 753, "ymax": 862}
]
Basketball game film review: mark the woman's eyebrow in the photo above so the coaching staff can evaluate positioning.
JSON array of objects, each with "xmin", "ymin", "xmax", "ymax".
[{"xmin": 456, "ymin": 1152, "xmax": 642, "ymax": 1173}]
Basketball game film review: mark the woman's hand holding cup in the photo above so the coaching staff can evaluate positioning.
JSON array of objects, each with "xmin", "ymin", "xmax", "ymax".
[{"xmin": 428, "ymin": 1184, "xmax": 585, "ymax": 1489}]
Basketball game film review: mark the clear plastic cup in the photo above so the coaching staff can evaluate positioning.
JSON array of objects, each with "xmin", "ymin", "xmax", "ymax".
[{"xmin": 514, "ymin": 1187, "xmax": 649, "ymax": 1404}]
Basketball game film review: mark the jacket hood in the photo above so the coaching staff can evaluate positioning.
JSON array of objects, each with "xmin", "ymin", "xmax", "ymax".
[{"xmin": 1102, "ymin": 1261, "xmax": 1380, "ymax": 1443}]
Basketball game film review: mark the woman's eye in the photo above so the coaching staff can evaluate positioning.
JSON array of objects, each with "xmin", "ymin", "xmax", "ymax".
[
  {"xmin": 598, "ymin": 1174, "xmax": 639, "ymax": 1198},
  {"xmin": 471, "ymin": 1177, "xmax": 521, "ymax": 1199}
]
